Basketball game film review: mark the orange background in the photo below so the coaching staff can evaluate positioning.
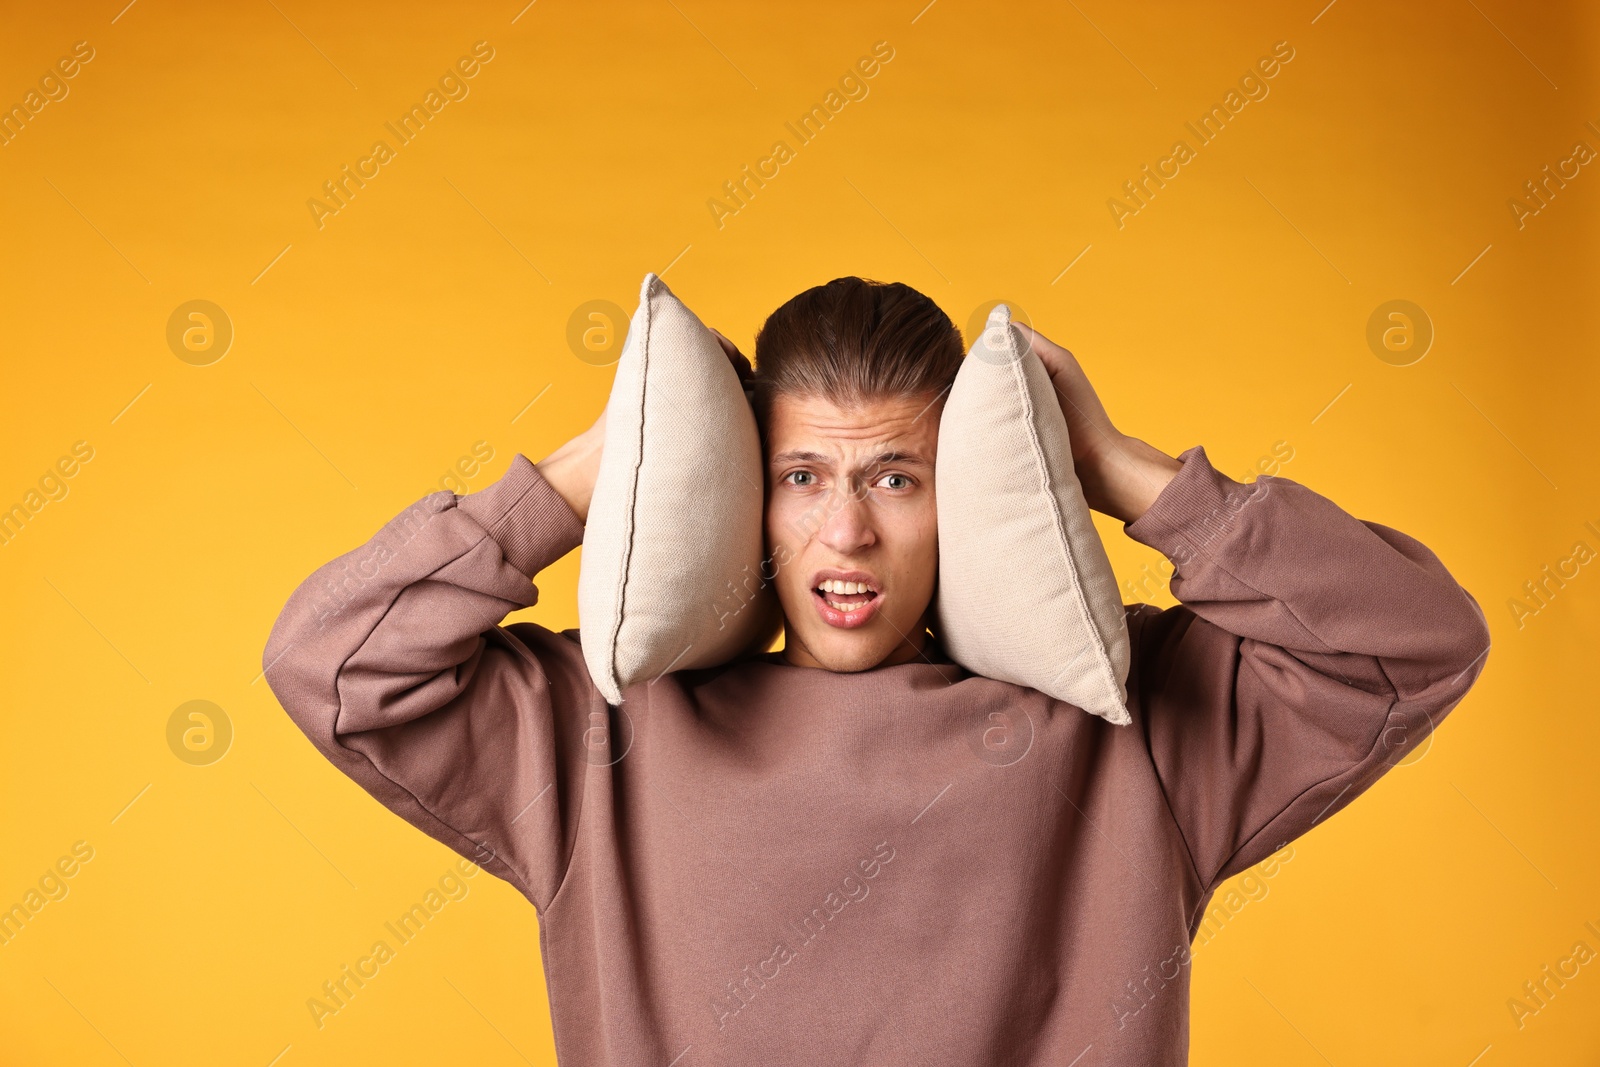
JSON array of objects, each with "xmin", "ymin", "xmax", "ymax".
[{"xmin": 1, "ymin": 0, "xmax": 1596, "ymax": 1063}]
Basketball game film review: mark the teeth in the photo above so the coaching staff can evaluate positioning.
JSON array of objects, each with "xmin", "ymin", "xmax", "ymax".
[
  {"xmin": 819, "ymin": 579, "xmax": 874, "ymax": 595},
  {"xmin": 826, "ymin": 599, "xmax": 867, "ymax": 613}
]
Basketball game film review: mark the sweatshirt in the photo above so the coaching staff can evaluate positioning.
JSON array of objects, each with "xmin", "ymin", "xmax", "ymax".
[{"xmin": 262, "ymin": 442, "xmax": 1491, "ymax": 1066}]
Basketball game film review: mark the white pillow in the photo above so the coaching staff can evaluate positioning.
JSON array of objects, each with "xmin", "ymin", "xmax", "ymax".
[
  {"xmin": 932, "ymin": 304, "xmax": 1132, "ymax": 724},
  {"xmin": 577, "ymin": 273, "xmax": 781, "ymax": 705}
]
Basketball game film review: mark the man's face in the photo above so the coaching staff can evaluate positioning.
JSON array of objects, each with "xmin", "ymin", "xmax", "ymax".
[{"xmin": 762, "ymin": 391, "xmax": 941, "ymax": 672}]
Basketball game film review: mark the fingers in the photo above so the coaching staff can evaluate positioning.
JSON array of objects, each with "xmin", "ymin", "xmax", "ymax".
[
  {"xmin": 1013, "ymin": 320, "xmax": 1060, "ymax": 357},
  {"xmin": 1011, "ymin": 321, "xmax": 1042, "ymax": 357},
  {"xmin": 1009, "ymin": 321, "xmax": 1072, "ymax": 381},
  {"xmin": 709, "ymin": 327, "xmax": 754, "ymax": 380}
]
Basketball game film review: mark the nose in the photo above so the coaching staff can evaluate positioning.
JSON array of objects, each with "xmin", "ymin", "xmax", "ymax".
[{"xmin": 816, "ymin": 479, "xmax": 877, "ymax": 555}]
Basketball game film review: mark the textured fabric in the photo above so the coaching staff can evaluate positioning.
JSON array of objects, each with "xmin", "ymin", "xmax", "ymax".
[
  {"xmin": 577, "ymin": 272, "xmax": 780, "ymax": 704},
  {"xmin": 263, "ymin": 443, "xmax": 1490, "ymax": 1066},
  {"xmin": 934, "ymin": 303, "xmax": 1131, "ymax": 724}
]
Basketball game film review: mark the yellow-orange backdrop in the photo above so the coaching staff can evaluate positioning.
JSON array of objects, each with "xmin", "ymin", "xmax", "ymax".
[{"xmin": 1, "ymin": 0, "xmax": 1596, "ymax": 1064}]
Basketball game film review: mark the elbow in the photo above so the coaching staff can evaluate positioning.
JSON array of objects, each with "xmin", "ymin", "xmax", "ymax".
[
  {"xmin": 261, "ymin": 587, "xmax": 308, "ymax": 695},
  {"xmin": 260, "ymin": 588, "xmax": 340, "ymax": 741},
  {"xmin": 261, "ymin": 553, "xmax": 354, "ymax": 696},
  {"xmin": 1372, "ymin": 590, "xmax": 1488, "ymax": 768},
  {"xmin": 1405, "ymin": 585, "xmax": 1492, "ymax": 714},
  {"xmin": 1444, "ymin": 586, "xmax": 1492, "ymax": 693},
  {"xmin": 261, "ymin": 609, "xmax": 290, "ymax": 684},
  {"xmin": 261, "ymin": 623, "xmax": 312, "ymax": 730},
  {"xmin": 1370, "ymin": 521, "xmax": 1492, "ymax": 704}
]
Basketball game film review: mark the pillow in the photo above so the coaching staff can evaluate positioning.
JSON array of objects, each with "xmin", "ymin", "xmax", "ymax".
[
  {"xmin": 931, "ymin": 304, "xmax": 1132, "ymax": 725},
  {"xmin": 577, "ymin": 272, "xmax": 782, "ymax": 705}
]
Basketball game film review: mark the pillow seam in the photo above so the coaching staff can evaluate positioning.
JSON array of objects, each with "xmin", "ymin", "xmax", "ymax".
[
  {"xmin": 1009, "ymin": 333, "xmax": 1124, "ymax": 718},
  {"xmin": 604, "ymin": 277, "xmax": 654, "ymax": 700}
]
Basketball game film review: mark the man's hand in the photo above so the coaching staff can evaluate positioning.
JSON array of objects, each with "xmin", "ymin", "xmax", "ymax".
[
  {"xmin": 535, "ymin": 326, "xmax": 753, "ymax": 523},
  {"xmin": 1010, "ymin": 322, "xmax": 1183, "ymax": 525},
  {"xmin": 708, "ymin": 327, "xmax": 754, "ymax": 383}
]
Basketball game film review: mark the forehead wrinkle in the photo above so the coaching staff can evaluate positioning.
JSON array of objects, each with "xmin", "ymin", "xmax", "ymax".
[
  {"xmin": 767, "ymin": 447, "xmax": 933, "ymax": 473},
  {"xmin": 764, "ymin": 396, "xmax": 940, "ymax": 472}
]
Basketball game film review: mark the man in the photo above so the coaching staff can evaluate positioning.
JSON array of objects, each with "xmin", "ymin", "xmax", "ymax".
[{"xmin": 263, "ymin": 277, "xmax": 1490, "ymax": 1065}]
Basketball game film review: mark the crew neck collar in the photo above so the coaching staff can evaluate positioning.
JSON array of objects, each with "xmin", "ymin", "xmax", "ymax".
[{"xmin": 753, "ymin": 630, "xmax": 955, "ymax": 671}]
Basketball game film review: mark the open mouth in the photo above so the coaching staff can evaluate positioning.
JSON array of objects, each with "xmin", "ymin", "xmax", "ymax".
[{"xmin": 811, "ymin": 578, "xmax": 882, "ymax": 629}]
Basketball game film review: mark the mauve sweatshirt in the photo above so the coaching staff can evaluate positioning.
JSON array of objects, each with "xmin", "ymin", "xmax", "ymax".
[{"xmin": 262, "ymin": 443, "xmax": 1491, "ymax": 1066}]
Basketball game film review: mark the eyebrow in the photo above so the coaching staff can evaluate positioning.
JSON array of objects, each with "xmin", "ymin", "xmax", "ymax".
[{"xmin": 768, "ymin": 449, "xmax": 933, "ymax": 470}]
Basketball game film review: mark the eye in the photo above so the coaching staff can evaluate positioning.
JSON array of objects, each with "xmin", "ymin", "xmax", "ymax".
[
  {"xmin": 784, "ymin": 471, "xmax": 817, "ymax": 487},
  {"xmin": 876, "ymin": 473, "xmax": 913, "ymax": 490}
]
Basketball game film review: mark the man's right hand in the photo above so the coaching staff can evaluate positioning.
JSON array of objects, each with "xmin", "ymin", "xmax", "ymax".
[{"xmin": 534, "ymin": 326, "xmax": 753, "ymax": 524}]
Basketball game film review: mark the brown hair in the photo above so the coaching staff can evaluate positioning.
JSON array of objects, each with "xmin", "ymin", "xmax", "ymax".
[{"xmin": 749, "ymin": 277, "xmax": 964, "ymax": 430}]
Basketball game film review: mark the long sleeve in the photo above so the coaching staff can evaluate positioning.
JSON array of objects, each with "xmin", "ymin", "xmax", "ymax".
[
  {"xmin": 1121, "ymin": 445, "xmax": 1491, "ymax": 895},
  {"xmin": 261, "ymin": 452, "xmax": 602, "ymax": 911}
]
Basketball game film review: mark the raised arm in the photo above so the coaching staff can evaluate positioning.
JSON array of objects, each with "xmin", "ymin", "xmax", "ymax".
[
  {"xmin": 1120, "ymin": 445, "xmax": 1491, "ymax": 893},
  {"xmin": 1012, "ymin": 323, "xmax": 1490, "ymax": 894},
  {"xmin": 261, "ymin": 425, "xmax": 606, "ymax": 911}
]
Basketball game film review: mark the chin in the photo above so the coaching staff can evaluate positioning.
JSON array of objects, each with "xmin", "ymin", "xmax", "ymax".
[{"xmin": 810, "ymin": 634, "xmax": 897, "ymax": 673}]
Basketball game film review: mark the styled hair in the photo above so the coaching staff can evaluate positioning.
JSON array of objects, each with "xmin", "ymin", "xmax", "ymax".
[{"xmin": 749, "ymin": 277, "xmax": 964, "ymax": 431}]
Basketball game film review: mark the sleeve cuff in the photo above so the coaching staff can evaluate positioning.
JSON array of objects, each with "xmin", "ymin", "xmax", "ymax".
[
  {"xmin": 1123, "ymin": 444, "xmax": 1266, "ymax": 565},
  {"xmin": 456, "ymin": 453, "xmax": 586, "ymax": 577}
]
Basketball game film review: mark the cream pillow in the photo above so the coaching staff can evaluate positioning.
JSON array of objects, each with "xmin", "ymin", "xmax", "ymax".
[
  {"xmin": 932, "ymin": 305, "xmax": 1132, "ymax": 725},
  {"xmin": 577, "ymin": 273, "xmax": 781, "ymax": 705}
]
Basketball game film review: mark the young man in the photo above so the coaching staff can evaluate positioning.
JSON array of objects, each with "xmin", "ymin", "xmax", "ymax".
[{"xmin": 263, "ymin": 277, "xmax": 1490, "ymax": 1065}]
